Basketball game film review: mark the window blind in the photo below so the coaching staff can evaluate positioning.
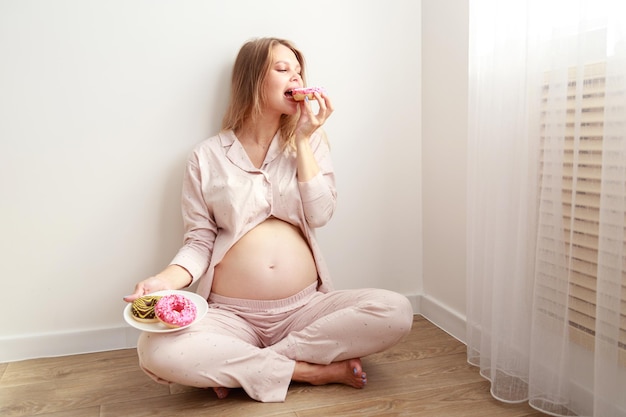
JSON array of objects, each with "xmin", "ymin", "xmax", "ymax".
[{"xmin": 539, "ymin": 62, "xmax": 626, "ymax": 363}]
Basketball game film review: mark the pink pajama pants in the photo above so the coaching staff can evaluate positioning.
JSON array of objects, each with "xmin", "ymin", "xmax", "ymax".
[{"xmin": 137, "ymin": 283, "xmax": 413, "ymax": 402}]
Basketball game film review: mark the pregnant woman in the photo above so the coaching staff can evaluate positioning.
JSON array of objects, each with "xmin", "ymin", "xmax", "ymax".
[{"xmin": 124, "ymin": 37, "xmax": 413, "ymax": 403}]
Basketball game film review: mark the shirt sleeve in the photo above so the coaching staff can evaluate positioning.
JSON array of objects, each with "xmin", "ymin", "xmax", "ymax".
[
  {"xmin": 169, "ymin": 150, "xmax": 217, "ymax": 283},
  {"xmin": 298, "ymin": 130, "xmax": 337, "ymax": 228}
]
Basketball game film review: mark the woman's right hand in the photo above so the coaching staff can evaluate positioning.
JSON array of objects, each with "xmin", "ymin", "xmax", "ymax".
[
  {"xmin": 123, "ymin": 276, "xmax": 170, "ymax": 302},
  {"xmin": 123, "ymin": 265, "xmax": 192, "ymax": 303}
]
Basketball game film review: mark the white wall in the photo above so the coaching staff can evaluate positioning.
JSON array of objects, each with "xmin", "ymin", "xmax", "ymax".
[
  {"xmin": 0, "ymin": 0, "xmax": 422, "ymax": 362},
  {"xmin": 421, "ymin": 0, "xmax": 469, "ymax": 341}
]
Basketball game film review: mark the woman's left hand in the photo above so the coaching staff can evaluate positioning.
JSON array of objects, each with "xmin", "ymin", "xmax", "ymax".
[{"xmin": 295, "ymin": 91, "xmax": 334, "ymax": 141}]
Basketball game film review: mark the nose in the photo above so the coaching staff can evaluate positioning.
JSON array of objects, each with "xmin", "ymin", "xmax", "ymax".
[{"xmin": 290, "ymin": 71, "xmax": 302, "ymax": 82}]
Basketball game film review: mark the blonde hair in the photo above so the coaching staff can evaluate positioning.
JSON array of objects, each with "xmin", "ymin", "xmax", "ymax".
[{"xmin": 221, "ymin": 37, "xmax": 307, "ymax": 151}]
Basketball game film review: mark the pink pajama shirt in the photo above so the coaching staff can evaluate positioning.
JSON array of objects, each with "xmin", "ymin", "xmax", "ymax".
[
  {"xmin": 170, "ymin": 129, "xmax": 337, "ymax": 299},
  {"xmin": 138, "ymin": 283, "xmax": 413, "ymax": 402}
]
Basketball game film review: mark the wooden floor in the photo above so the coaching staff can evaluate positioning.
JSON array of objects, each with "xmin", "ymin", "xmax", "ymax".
[{"xmin": 0, "ymin": 316, "xmax": 546, "ymax": 417}]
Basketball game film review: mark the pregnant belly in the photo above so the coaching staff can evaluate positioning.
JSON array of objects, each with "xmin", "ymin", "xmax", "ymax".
[{"xmin": 211, "ymin": 218, "xmax": 318, "ymax": 300}]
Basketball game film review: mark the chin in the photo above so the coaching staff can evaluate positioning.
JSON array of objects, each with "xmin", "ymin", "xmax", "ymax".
[{"xmin": 282, "ymin": 103, "xmax": 299, "ymax": 116}]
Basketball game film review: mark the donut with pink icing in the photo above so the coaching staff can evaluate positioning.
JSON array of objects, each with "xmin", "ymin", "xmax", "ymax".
[
  {"xmin": 154, "ymin": 294, "xmax": 197, "ymax": 328},
  {"xmin": 290, "ymin": 86, "xmax": 326, "ymax": 101}
]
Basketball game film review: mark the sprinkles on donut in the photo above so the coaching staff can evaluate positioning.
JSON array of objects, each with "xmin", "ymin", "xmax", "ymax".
[
  {"xmin": 288, "ymin": 86, "xmax": 327, "ymax": 101},
  {"xmin": 154, "ymin": 294, "xmax": 198, "ymax": 328}
]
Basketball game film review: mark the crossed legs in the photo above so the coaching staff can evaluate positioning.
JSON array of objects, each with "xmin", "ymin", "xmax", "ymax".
[{"xmin": 137, "ymin": 288, "xmax": 413, "ymax": 402}]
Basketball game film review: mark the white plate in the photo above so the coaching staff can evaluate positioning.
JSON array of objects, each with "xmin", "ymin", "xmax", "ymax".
[{"xmin": 123, "ymin": 290, "xmax": 208, "ymax": 333}]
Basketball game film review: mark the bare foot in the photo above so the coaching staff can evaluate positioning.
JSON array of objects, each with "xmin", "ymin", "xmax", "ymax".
[
  {"xmin": 292, "ymin": 358, "xmax": 367, "ymax": 388},
  {"xmin": 212, "ymin": 386, "xmax": 230, "ymax": 399}
]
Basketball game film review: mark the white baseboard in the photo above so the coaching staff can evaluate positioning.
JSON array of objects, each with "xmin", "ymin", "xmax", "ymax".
[
  {"xmin": 412, "ymin": 294, "xmax": 467, "ymax": 344},
  {"xmin": 405, "ymin": 293, "xmax": 422, "ymax": 315},
  {"xmin": 1, "ymin": 294, "xmax": 466, "ymax": 363},
  {"xmin": 0, "ymin": 326, "xmax": 142, "ymax": 363}
]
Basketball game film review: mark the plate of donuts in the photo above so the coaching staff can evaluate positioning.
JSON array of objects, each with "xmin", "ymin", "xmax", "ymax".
[{"xmin": 123, "ymin": 290, "xmax": 208, "ymax": 333}]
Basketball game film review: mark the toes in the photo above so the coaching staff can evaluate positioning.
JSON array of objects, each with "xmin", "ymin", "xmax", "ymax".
[
  {"xmin": 349, "ymin": 359, "xmax": 367, "ymax": 388},
  {"xmin": 212, "ymin": 387, "xmax": 230, "ymax": 399}
]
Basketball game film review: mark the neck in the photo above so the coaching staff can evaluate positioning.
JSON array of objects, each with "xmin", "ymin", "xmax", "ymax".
[{"xmin": 236, "ymin": 114, "xmax": 280, "ymax": 148}]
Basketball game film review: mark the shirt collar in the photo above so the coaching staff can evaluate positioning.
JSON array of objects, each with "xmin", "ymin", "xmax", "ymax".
[{"xmin": 220, "ymin": 129, "xmax": 282, "ymax": 172}]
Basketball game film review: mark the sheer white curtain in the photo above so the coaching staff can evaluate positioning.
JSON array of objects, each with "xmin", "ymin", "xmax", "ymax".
[{"xmin": 466, "ymin": 1, "xmax": 626, "ymax": 416}]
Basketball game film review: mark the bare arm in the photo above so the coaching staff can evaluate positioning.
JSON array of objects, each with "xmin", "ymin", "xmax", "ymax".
[{"xmin": 295, "ymin": 92, "xmax": 333, "ymax": 181}]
